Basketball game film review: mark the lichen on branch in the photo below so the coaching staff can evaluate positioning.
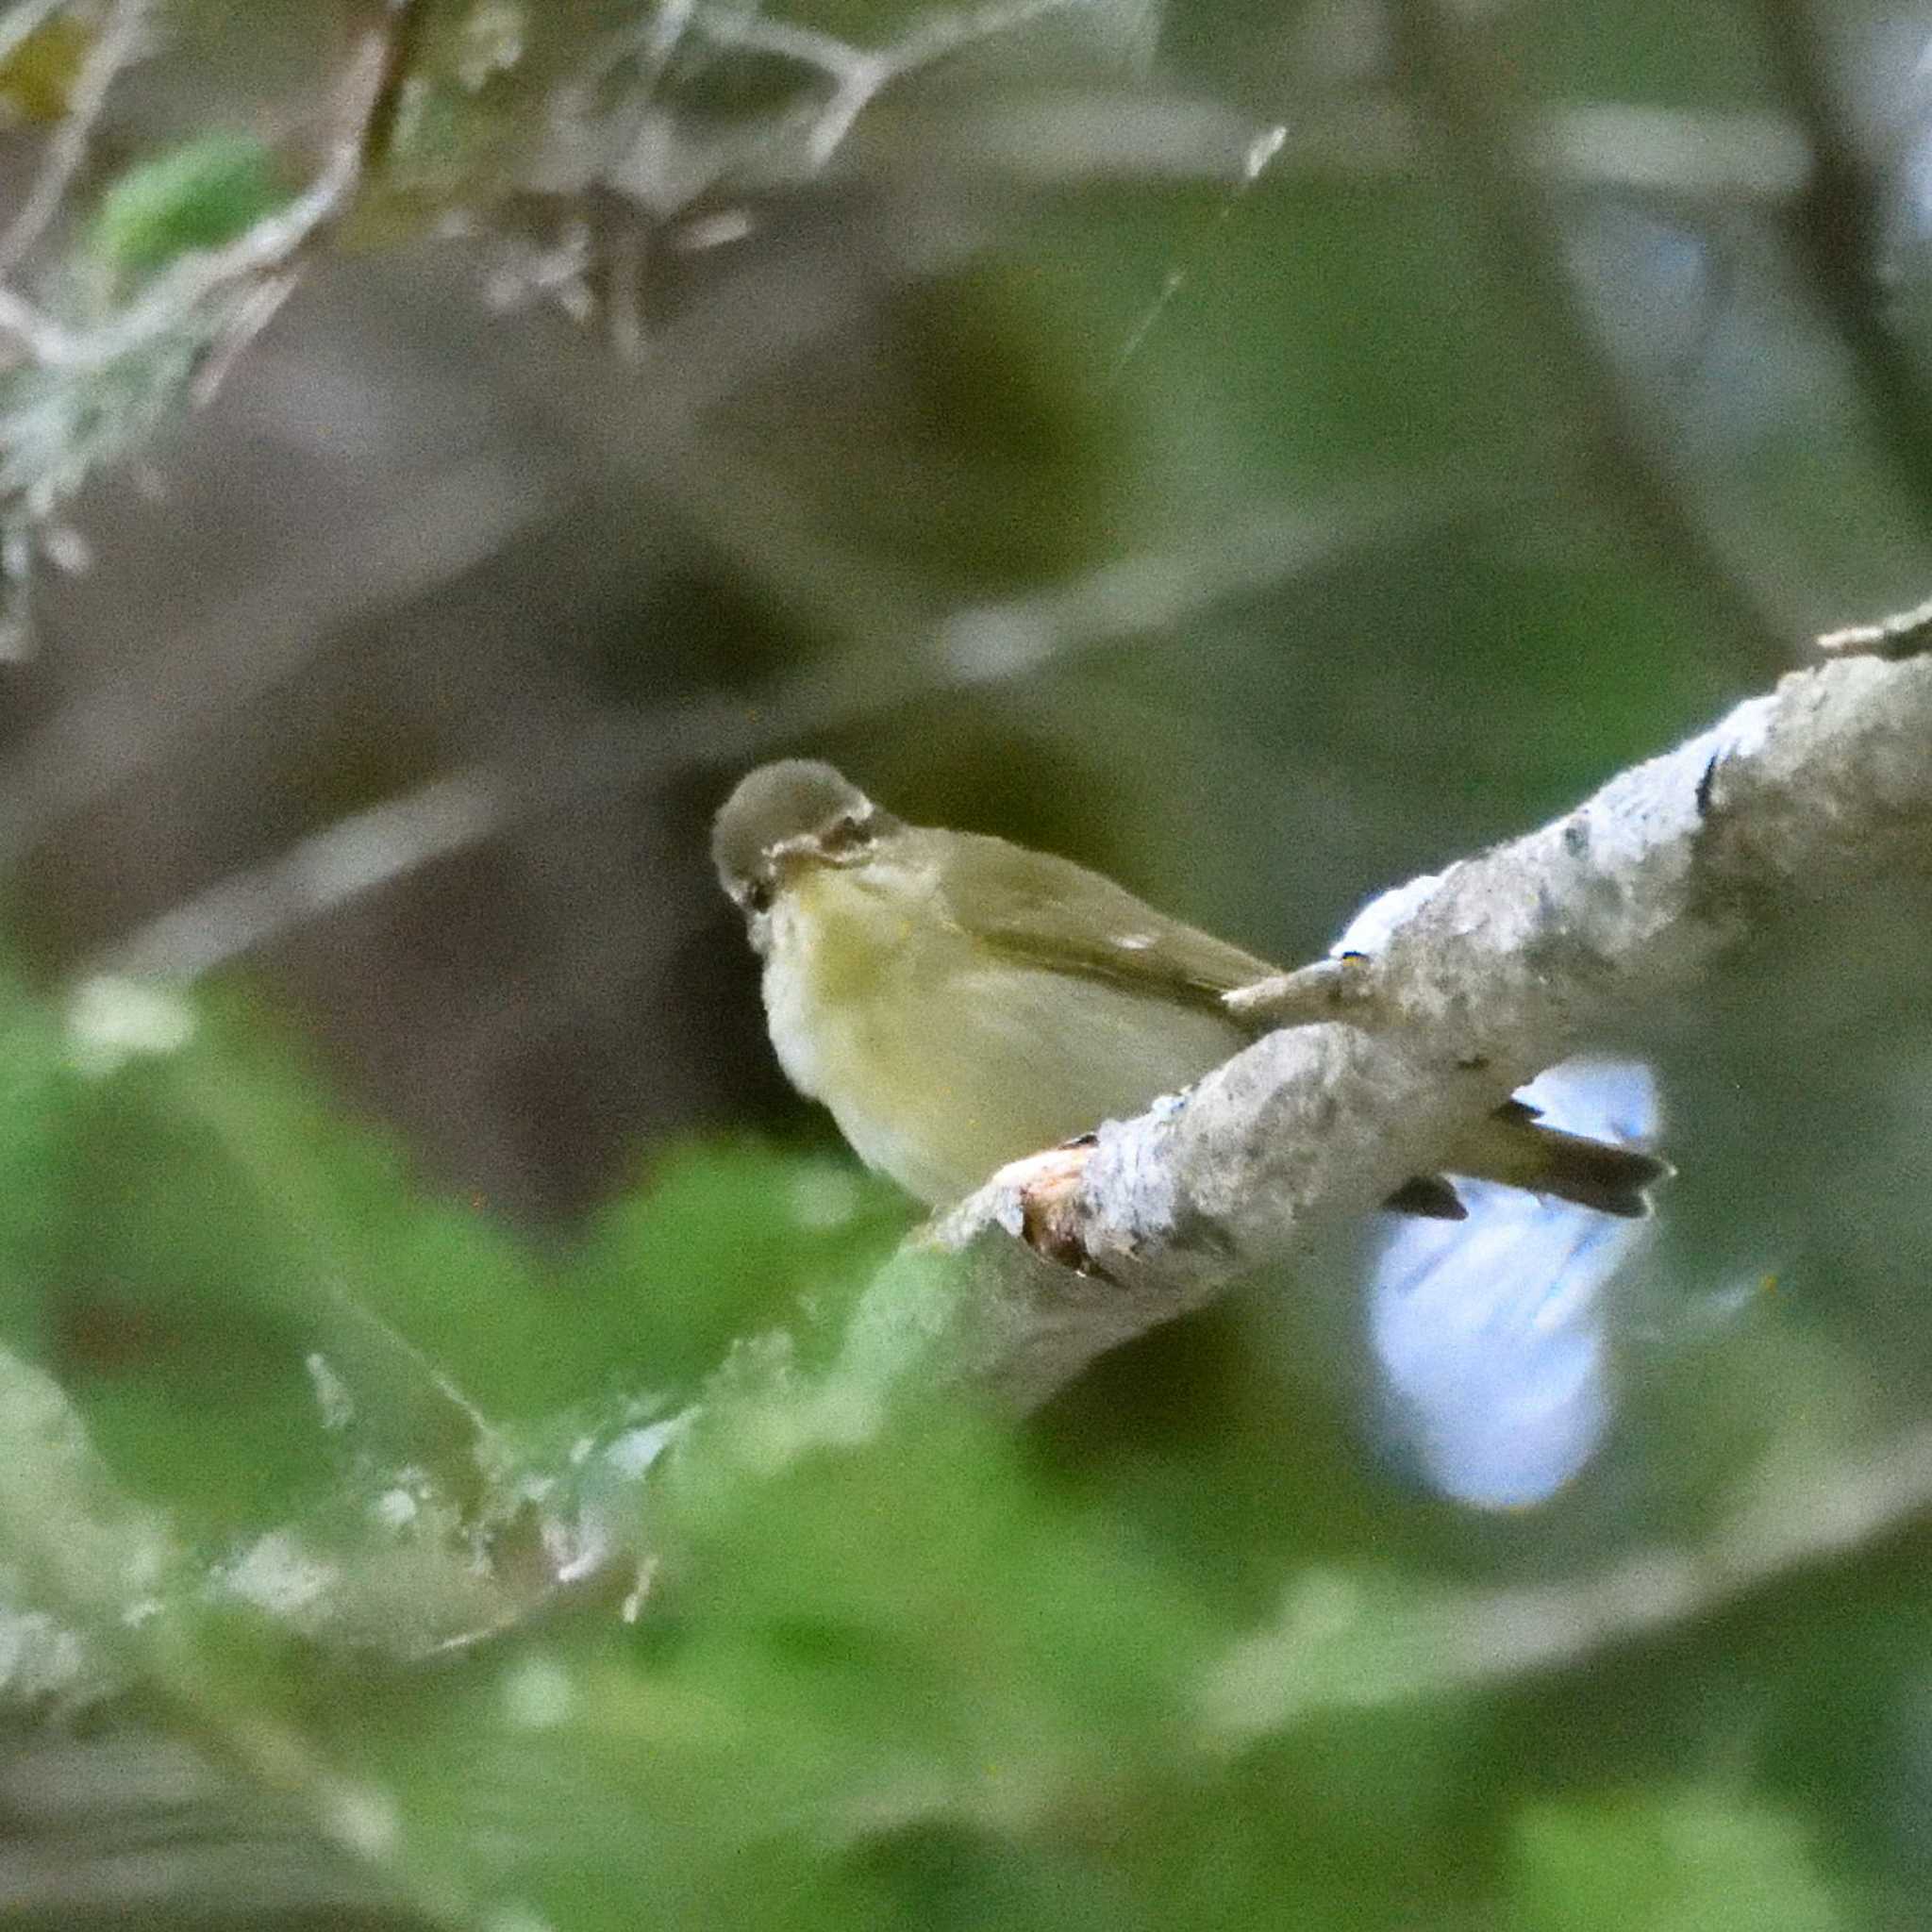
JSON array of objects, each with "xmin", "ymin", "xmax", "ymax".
[{"xmin": 828, "ymin": 646, "xmax": 1932, "ymax": 1417}]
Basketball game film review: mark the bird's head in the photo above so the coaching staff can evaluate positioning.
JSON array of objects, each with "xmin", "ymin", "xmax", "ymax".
[{"xmin": 711, "ymin": 759, "xmax": 901, "ymax": 936}]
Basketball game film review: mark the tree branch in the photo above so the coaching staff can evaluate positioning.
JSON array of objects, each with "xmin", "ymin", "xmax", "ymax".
[
  {"xmin": 826, "ymin": 645, "xmax": 1932, "ymax": 1417},
  {"xmin": 9, "ymin": 649, "xmax": 1931, "ymax": 1694}
]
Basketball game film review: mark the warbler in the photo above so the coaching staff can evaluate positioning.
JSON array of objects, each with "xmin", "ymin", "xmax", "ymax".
[{"xmin": 713, "ymin": 759, "xmax": 1666, "ymax": 1218}]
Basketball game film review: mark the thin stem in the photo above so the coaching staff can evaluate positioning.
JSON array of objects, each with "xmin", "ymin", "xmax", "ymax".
[
  {"xmin": 1752, "ymin": 0, "xmax": 1932, "ymax": 520},
  {"xmin": 0, "ymin": 0, "xmax": 154, "ymax": 276},
  {"xmin": 690, "ymin": 0, "xmax": 1091, "ymax": 172},
  {"xmin": 0, "ymin": 3, "xmax": 416, "ymax": 370},
  {"xmin": 1389, "ymin": 0, "xmax": 1795, "ymax": 667}
]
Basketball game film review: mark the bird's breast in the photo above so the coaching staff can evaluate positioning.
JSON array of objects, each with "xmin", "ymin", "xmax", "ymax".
[
  {"xmin": 760, "ymin": 865, "xmax": 932, "ymax": 1098},
  {"xmin": 759, "ymin": 864, "xmax": 1244, "ymax": 1206}
]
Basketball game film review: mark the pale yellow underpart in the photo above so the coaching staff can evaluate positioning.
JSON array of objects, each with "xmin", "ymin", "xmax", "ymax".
[{"xmin": 762, "ymin": 856, "xmax": 1242, "ymax": 1208}]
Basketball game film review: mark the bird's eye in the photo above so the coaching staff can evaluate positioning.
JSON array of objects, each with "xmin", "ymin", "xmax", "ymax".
[
  {"xmin": 743, "ymin": 877, "xmax": 773, "ymax": 915},
  {"xmin": 820, "ymin": 812, "xmax": 869, "ymax": 852}
]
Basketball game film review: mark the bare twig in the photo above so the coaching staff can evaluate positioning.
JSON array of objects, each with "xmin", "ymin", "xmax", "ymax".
[
  {"xmin": 1816, "ymin": 589, "xmax": 1932, "ymax": 658},
  {"xmin": 0, "ymin": 0, "xmax": 154, "ymax": 276},
  {"xmin": 0, "ymin": 8, "xmax": 407, "ymax": 370},
  {"xmin": 690, "ymin": 0, "xmax": 1094, "ymax": 171},
  {"xmin": 1390, "ymin": 0, "xmax": 1795, "ymax": 668},
  {"xmin": 941, "ymin": 96, "xmax": 1809, "ymax": 202},
  {"xmin": 1522, "ymin": 100, "xmax": 1809, "ymax": 202},
  {"xmin": 0, "ymin": 277, "xmax": 75, "ymax": 362}
]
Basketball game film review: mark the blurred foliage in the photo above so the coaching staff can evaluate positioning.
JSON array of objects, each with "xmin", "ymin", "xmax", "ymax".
[
  {"xmin": 0, "ymin": 959, "xmax": 908, "ymax": 1537},
  {"xmin": 2, "ymin": 0, "xmax": 1932, "ymax": 1928},
  {"xmin": 84, "ymin": 130, "xmax": 290, "ymax": 289},
  {"xmin": 0, "ymin": 9, "xmax": 90, "ymax": 124},
  {"xmin": 1506, "ymin": 1789, "xmax": 1846, "ymax": 1932},
  {"xmin": 0, "ymin": 941, "xmax": 1923, "ymax": 1927}
]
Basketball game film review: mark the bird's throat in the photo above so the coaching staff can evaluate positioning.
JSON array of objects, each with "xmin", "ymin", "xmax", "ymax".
[{"xmin": 759, "ymin": 861, "xmax": 1243, "ymax": 1207}]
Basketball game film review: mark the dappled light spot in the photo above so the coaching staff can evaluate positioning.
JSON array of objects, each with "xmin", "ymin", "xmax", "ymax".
[{"xmin": 1369, "ymin": 1058, "xmax": 1660, "ymax": 1509}]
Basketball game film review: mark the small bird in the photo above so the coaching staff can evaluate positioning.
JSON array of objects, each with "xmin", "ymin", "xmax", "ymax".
[{"xmin": 712, "ymin": 759, "xmax": 1667, "ymax": 1218}]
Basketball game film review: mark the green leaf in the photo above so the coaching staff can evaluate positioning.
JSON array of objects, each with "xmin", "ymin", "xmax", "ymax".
[{"xmin": 87, "ymin": 133, "xmax": 291, "ymax": 284}]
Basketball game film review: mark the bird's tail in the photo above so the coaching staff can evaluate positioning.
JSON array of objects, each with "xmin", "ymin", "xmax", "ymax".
[{"xmin": 1446, "ymin": 1098, "xmax": 1671, "ymax": 1218}]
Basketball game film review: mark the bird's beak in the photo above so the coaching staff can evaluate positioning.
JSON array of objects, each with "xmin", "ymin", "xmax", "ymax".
[
  {"xmin": 770, "ymin": 832, "xmax": 871, "ymax": 880},
  {"xmin": 769, "ymin": 835, "xmax": 830, "ymax": 884}
]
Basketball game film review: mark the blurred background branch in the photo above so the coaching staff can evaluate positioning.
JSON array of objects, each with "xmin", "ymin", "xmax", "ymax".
[
  {"xmin": 1753, "ymin": 0, "xmax": 1932, "ymax": 510},
  {"xmin": 0, "ymin": 0, "xmax": 149, "ymax": 275}
]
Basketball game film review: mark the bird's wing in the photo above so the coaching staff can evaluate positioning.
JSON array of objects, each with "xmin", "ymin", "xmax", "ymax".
[{"xmin": 929, "ymin": 829, "xmax": 1282, "ymax": 1021}]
